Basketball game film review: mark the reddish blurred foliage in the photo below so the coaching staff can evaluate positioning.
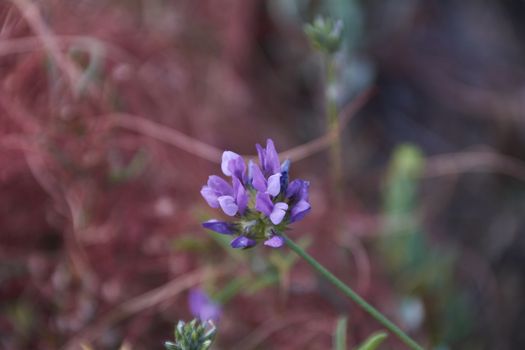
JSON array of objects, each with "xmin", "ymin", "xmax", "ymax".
[
  {"xmin": 0, "ymin": 1, "xmax": 347, "ymax": 349},
  {"xmin": 3, "ymin": 1, "xmax": 525, "ymax": 349}
]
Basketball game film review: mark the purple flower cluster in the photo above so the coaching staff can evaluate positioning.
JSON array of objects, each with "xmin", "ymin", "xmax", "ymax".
[{"xmin": 201, "ymin": 139, "xmax": 310, "ymax": 249}]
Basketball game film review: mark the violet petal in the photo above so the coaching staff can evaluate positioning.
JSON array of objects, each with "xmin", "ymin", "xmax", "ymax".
[
  {"xmin": 299, "ymin": 180, "xmax": 310, "ymax": 201},
  {"xmin": 221, "ymin": 151, "xmax": 240, "ymax": 176},
  {"xmin": 264, "ymin": 235, "xmax": 284, "ymax": 248},
  {"xmin": 256, "ymin": 143, "xmax": 265, "ymax": 170},
  {"xmin": 250, "ymin": 162, "xmax": 267, "ymax": 192},
  {"xmin": 228, "ymin": 155, "xmax": 246, "ymax": 180},
  {"xmin": 233, "ymin": 177, "xmax": 248, "ymax": 214},
  {"xmin": 264, "ymin": 139, "xmax": 281, "ymax": 175},
  {"xmin": 218, "ymin": 195, "xmax": 238, "ymax": 216},
  {"xmin": 202, "ymin": 219, "xmax": 235, "ymax": 235},
  {"xmin": 280, "ymin": 159, "xmax": 290, "ymax": 192},
  {"xmin": 255, "ymin": 192, "xmax": 273, "ymax": 216},
  {"xmin": 230, "ymin": 236, "xmax": 257, "ymax": 249},
  {"xmin": 286, "ymin": 179, "xmax": 302, "ymax": 199},
  {"xmin": 291, "ymin": 199, "xmax": 311, "ymax": 222},
  {"xmin": 200, "ymin": 186, "xmax": 219, "ymax": 208},
  {"xmin": 189, "ymin": 288, "xmax": 221, "ymax": 322},
  {"xmin": 266, "ymin": 173, "xmax": 281, "ymax": 197},
  {"xmin": 270, "ymin": 202, "xmax": 288, "ymax": 225},
  {"xmin": 207, "ymin": 175, "xmax": 233, "ymax": 196}
]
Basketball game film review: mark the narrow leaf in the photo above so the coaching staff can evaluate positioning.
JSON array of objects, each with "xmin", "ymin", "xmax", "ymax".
[
  {"xmin": 355, "ymin": 332, "xmax": 388, "ymax": 350},
  {"xmin": 333, "ymin": 316, "xmax": 348, "ymax": 350}
]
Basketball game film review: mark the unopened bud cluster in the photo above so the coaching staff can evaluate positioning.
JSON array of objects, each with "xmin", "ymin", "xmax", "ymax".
[{"xmin": 164, "ymin": 319, "xmax": 217, "ymax": 350}]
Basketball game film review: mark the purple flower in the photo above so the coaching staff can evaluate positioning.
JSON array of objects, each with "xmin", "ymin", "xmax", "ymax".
[
  {"xmin": 200, "ymin": 139, "xmax": 310, "ymax": 249},
  {"xmin": 264, "ymin": 234, "xmax": 285, "ymax": 248},
  {"xmin": 221, "ymin": 151, "xmax": 246, "ymax": 180},
  {"xmin": 232, "ymin": 176, "xmax": 248, "ymax": 214},
  {"xmin": 251, "ymin": 162, "xmax": 281, "ymax": 197},
  {"xmin": 201, "ymin": 169, "xmax": 249, "ymax": 217},
  {"xmin": 256, "ymin": 139, "xmax": 280, "ymax": 176},
  {"xmin": 189, "ymin": 288, "xmax": 221, "ymax": 322},
  {"xmin": 230, "ymin": 236, "xmax": 257, "ymax": 249},
  {"xmin": 202, "ymin": 220, "xmax": 235, "ymax": 235},
  {"xmin": 200, "ymin": 175, "xmax": 233, "ymax": 208},
  {"xmin": 255, "ymin": 192, "xmax": 288, "ymax": 225},
  {"xmin": 286, "ymin": 179, "xmax": 311, "ymax": 222}
]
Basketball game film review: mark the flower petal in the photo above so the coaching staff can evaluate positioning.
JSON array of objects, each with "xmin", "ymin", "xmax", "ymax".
[
  {"xmin": 256, "ymin": 143, "xmax": 265, "ymax": 170},
  {"xmin": 232, "ymin": 177, "xmax": 248, "ymax": 214},
  {"xmin": 264, "ymin": 139, "xmax": 281, "ymax": 175},
  {"xmin": 270, "ymin": 202, "xmax": 288, "ymax": 225},
  {"xmin": 291, "ymin": 199, "xmax": 310, "ymax": 222},
  {"xmin": 228, "ymin": 155, "xmax": 246, "ymax": 180},
  {"xmin": 299, "ymin": 180, "xmax": 310, "ymax": 202},
  {"xmin": 264, "ymin": 235, "xmax": 284, "ymax": 248},
  {"xmin": 230, "ymin": 236, "xmax": 257, "ymax": 249},
  {"xmin": 280, "ymin": 159, "xmax": 290, "ymax": 192},
  {"xmin": 250, "ymin": 162, "xmax": 266, "ymax": 192},
  {"xmin": 221, "ymin": 151, "xmax": 240, "ymax": 176},
  {"xmin": 266, "ymin": 173, "xmax": 281, "ymax": 197},
  {"xmin": 255, "ymin": 192, "xmax": 273, "ymax": 216},
  {"xmin": 202, "ymin": 219, "xmax": 235, "ymax": 235},
  {"xmin": 218, "ymin": 195, "xmax": 238, "ymax": 216},
  {"xmin": 207, "ymin": 175, "xmax": 233, "ymax": 196},
  {"xmin": 200, "ymin": 186, "xmax": 219, "ymax": 208},
  {"xmin": 280, "ymin": 159, "xmax": 290, "ymax": 173},
  {"xmin": 189, "ymin": 288, "xmax": 221, "ymax": 322},
  {"xmin": 286, "ymin": 179, "xmax": 302, "ymax": 199}
]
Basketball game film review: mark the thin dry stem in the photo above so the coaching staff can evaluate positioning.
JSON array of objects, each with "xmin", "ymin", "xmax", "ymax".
[
  {"xmin": 10, "ymin": 0, "xmax": 89, "ymax": 95},
  {"xmin": 425, "ymin": 150, "xmax": 525, "ymax": 182},
  {"xmin": 109, "ymin": 88, "xmax": 375, "ymax": 165}
]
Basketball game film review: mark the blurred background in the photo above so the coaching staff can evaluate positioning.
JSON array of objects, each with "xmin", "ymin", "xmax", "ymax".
[{"xmin": 1, "ymin": 0, "xmax": 525, "ymax": 349}]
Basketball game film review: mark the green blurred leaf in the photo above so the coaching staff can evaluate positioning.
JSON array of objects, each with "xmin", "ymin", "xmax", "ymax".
[
  {"xmin": 243, "ymin": 272, "xmax": 279, "ymax": 294},
  {"xmin": 207, "ymin": 231, "xmax": 247, "ymax": 263},
  {"xmin": 109, "ymin": 149, "xmax": 148, "ymax": 183},
  {"xmin": 383, "ymin": 144, "xmax": 424, "ymax": 220},
  {"xmin": 7, "ymin": 302, "xmax": 34, "ymax": 336},
  {"xmin": 69, "ymin": 42, "xmax": 104, "ymax": 96},
  {"xmin": 354, "ymin": 332, "xmax": 387, "ymax": 350},
  {"xmin": 213, "ymin": 276, "xmax": 247, "ymax": 304},
  {"xmin": 171, "ymin": 236, "xmax": 209, "ymax": 253},
  {"xmin": 333, "ymin": 316, "xmax": 347, "ymax": 350}
]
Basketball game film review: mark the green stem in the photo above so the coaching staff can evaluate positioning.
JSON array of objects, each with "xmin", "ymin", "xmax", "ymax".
[
  {"xmin": 283, "ymin": 234, "xmax": 425, "ymax": 350},
  {"xmin": 324, "ymin": 55, "xmax": 343, "ymax": 214}
]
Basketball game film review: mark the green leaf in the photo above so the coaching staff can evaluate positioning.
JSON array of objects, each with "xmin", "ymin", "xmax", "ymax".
[
  {"xmin": 206, "ymin": 229, "xmax": 247, "ymax": 263},
  {"xmin": 333, "ymin": 316, "xmax": 348, "ymax": 350},
  {"xmin": 243, "ymin": 272, "xmax": 279, "ymax": 294},
  {"xmin": 171, "ymin": 236, "xmax": 208, "ymax": 253},
  {"xmin": 354, "ymin": 332, "xmax": 388, "ymax": 350},
  {"xmin": 213, "ymin": 276, "xmax": 247, "ymax": 304}
]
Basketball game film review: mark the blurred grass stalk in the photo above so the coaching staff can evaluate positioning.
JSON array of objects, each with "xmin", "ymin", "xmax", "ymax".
[
  {"xmin": 325, "ymin": 54, "xmax": 344, "ymax": 212},
  {"xmin": 304, "ymin": 16, "xmax": 345, "ymax": 213},
  {"xmin": 379, "ymin": 145, "xmax": 473, "ymax": 347}
]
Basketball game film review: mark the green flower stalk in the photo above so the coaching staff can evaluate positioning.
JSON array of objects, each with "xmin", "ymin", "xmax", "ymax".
[
  {"xmin": 283, "ymin": 233, "xmax": 424, "ymax": 350},
  {"xmin": 164, "ymin": 319, "xmax": 217, "ymax": 350},
  {"xmin": 305, "ymin": 16, "xmax": 344, "ymax": 213}
]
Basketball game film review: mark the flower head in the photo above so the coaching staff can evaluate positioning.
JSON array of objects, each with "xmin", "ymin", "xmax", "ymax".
[
  {"xmin": 165, "ymin": 319, "xmax": 217, "ymax": 350},
  {"xmin": 304, "ymin": 16, "xmax": 344, "ymax": 54},
  {"xmin": 201, "ymin": 139, "xmax": 311, "ymax": 249}
]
